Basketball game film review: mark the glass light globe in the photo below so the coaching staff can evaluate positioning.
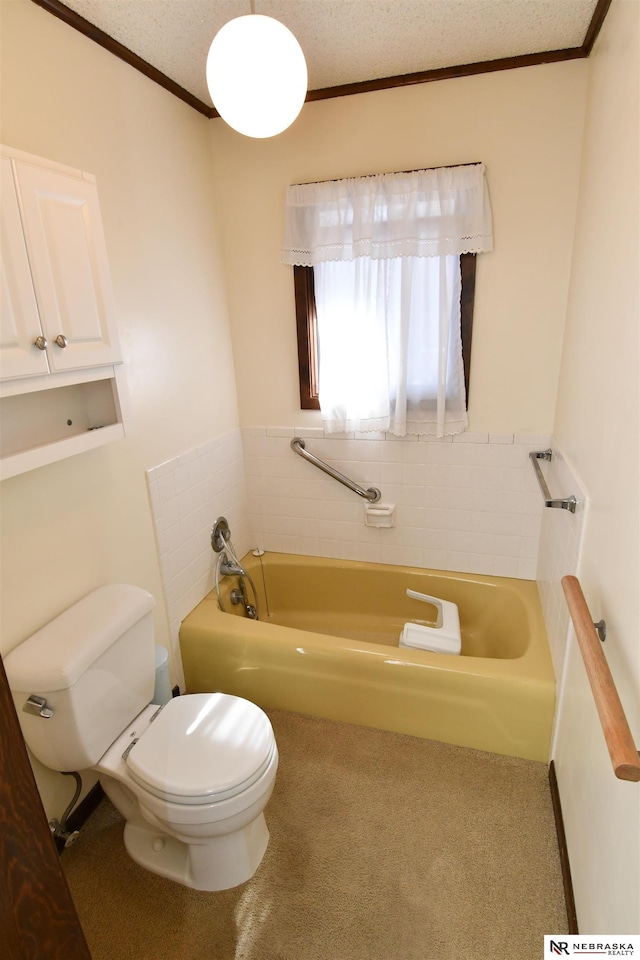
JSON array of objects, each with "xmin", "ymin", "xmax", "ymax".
[{"xmin": 206, "ymin": 15, "xmax": 308, "ymax": 138}]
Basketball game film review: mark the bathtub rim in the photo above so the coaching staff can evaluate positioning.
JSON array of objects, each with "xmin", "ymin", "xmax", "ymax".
[
  {"xmin": 196, "ymin": 551, "xmax": 555, "ymax": 686},
  {"xmin": 181, "ymin": 552, "xmax": 556, "ymax": 760}
]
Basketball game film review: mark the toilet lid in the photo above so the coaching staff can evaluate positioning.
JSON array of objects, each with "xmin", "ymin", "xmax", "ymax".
[{"xmin": 126, "ymin": 693, "xmax": 276, "ymax": 805}]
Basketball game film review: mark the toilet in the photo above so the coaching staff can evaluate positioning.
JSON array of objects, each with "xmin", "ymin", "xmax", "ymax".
[{"xmin": 3, "ymin": 584, "xmax": 278, "ymax": 891}]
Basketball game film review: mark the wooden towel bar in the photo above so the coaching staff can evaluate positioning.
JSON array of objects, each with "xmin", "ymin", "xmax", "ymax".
[{"xmin": 561, "ymin": 575, "xmax": 640, "ymax": 782}]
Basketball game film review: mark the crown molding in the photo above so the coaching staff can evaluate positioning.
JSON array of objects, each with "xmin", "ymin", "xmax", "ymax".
[{"xmin": 31, "ymin": 0, "xmax": 613, "ymax": 121}]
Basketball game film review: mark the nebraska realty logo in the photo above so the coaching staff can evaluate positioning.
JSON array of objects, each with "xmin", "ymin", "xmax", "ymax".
[{"xmin": 544, "ymin": 935, "xmax": 639, "ymax": 956}]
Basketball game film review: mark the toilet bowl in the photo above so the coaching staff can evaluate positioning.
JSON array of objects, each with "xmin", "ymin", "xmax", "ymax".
[
  {"xmin": 96, "ymin": 694, "xmax": 278, "ymax": 890},
  {"xmin": 3, "ymin": 584, "xmax": 279, "ymax": 891}
]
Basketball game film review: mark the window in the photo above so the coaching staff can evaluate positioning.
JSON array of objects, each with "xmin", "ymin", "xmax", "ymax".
[
  {"xmin": 294, "ymin": 253, "xmax": 477, "ymax": 412},
  {"xmin": 283, "ymin": 164, "xmax": 492, "ymax": 437}
]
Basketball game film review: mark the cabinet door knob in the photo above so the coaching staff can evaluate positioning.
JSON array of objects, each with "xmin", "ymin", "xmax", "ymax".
[
  {"xmin": 34, "ymin": 336, "xmax": 48, "ymax": 350},
  {"xmin": 54, "ymin": 334, "xmax": 68, "ymax": 349}
]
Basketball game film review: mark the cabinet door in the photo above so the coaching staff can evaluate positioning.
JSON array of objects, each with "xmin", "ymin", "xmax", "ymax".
[
  {"xmin": 0, "ymin": 157, "xmax": 50, "ymax": 379},
  {"xmin": 14, "ymin": 161, "xmax": 122, "ymax": 372}
]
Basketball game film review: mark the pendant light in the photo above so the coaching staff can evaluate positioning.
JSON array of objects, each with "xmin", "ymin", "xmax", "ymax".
[{"xmin": 206, "ymin": 2, "xmax": 307, "ymax": 139}]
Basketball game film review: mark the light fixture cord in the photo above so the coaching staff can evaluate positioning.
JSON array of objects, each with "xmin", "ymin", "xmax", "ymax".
[{"xmin": 250, "ymin": 0, "xmax": 256, "ymax": 13}]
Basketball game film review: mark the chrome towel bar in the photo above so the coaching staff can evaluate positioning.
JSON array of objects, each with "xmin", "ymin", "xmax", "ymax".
[
  {"xmin": 291, "ymin": 438, "xmax": 381, "ymax": 503},
  {"xmin": 529, "ymin": 449, "xmax": 577, "ymax": 513}
]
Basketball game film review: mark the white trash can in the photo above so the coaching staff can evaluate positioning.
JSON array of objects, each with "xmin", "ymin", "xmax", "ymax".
[{"xmin": 153, "ymin": 644, "xmax": 173, "ymax": 705}]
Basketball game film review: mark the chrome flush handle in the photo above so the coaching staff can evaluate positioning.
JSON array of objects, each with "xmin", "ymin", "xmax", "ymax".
[{"xmin": 23, "ymin": 695, "xmax": 54, "ymax": 718}]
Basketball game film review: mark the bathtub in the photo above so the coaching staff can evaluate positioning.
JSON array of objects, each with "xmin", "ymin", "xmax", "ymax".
[{"xmin": 179, "ymin": 552, "xmax": 555, "ymax": 762}]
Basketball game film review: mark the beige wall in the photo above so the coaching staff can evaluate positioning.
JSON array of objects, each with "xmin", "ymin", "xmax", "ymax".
[
  {"xmin": 2, "ymin": 8, "xmax": 636, "ymax": 936},
  {"xmin": 0, "ymin": 0, "xmax": 238, "ymax": 814},
  {"xmin": 208, "ymin": 59, "xmax": 587, "ymax": 434},
  {"xmin": 551, "ymin": 0, "xmax": 639, "ymax": 933}
]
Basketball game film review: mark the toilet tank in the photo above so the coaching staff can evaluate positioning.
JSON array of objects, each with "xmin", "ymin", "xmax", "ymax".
[{"xmin": 4, "ymin": 584, "xmax": 156, "ymax": 773}]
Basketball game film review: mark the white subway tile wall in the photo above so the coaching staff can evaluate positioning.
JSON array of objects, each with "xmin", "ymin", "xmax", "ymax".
[
  {"xmin": 535, "ymin": 446, "xmax": 587, "ymax": 678},
  {"xmin": 243, "ymin": 428, "xmax": 550, "ymax": 579},
  {"xmin": 146, "ymin": 428, "xmax": 250, "ymax": 685},
  {"xmin": 146, "ymin": 426, "xmax": 572, "ymax": 687}
]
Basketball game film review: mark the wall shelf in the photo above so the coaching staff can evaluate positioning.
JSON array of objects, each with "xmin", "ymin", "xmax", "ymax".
[
  {"xmin": 0, "ymin": 371, "xmax": 125, "ymax": 480},
  {"xmin": 1, "ymin": 144, "xmax": 126, "ymax": 480},
  {"xmin": 0, "ymin": 422, "xmax": 125, "ymax": 481}
]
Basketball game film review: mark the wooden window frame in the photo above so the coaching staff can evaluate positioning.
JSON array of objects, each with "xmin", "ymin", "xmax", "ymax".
[{"xmin": 294, "ymin": 252, "xmax": 477, "ymax": 411}]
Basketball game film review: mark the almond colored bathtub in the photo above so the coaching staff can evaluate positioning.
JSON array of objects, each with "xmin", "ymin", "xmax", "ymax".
[{"xmin": 179, "ymin": 552, "xmax": 555, "ymax": 761}]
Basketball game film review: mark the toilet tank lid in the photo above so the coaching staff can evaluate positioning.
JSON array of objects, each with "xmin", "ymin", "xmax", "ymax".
[{"xmin": 4, "ymin": 584, "xmax": 155, "ymax": 693}]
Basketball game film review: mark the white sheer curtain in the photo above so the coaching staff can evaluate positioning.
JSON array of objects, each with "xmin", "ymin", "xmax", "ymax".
[
  {"xmin": 314, "ymin": 254, "xmax": 467, "ymax": 436},
  {"xmin": 282, "ymin": 164, "xmax": 493, "ymax": 437}
]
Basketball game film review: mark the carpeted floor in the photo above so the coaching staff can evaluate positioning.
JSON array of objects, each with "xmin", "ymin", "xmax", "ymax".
[{"xmin": 63, "ymin": 709, "xmax": 567, "ymax": 960}]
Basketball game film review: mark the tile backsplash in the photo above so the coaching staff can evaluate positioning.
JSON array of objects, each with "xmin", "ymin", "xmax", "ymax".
[
  {"xmin": 146, "ymin": 425, "xmax": 560, "ymax": 685},
  {"xmin": 243, "ymin": 427, "xmax": 550, "ymax": 579},
  {"xmin": 146, "ymin": 428, "xmax": 249, "ymax": 685}
]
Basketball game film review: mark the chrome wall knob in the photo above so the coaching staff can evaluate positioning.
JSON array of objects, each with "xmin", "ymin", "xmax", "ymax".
[
  {"xmin": 34, "ymin": 335, "xmax": 48, "ymax": 350},
  {"xmin": 54, "ymin": 334, "xmax": 68, "ymax": 348}
]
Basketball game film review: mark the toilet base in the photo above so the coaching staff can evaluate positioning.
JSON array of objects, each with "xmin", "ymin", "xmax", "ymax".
[{"xmin": 123, "ymin": 814, "xmax": 270, "ymax": 891}]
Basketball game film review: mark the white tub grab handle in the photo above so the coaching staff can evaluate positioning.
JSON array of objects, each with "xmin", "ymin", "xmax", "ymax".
[
  {"xmin": 402, "ymin": 589, "xmax": 462, "ymax": 654},
  {"xmin": 406, "ymin": 589, "xmax": 461, "ymax": 635},
  {"xmin": 406, "ymin": 589, "xmax": 445, "ymax": 627}
]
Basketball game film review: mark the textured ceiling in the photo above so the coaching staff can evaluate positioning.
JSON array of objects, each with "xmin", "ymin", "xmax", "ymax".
[{"xmin": 58, "ymin": 0, "xmax": 600, "ymax": 109}]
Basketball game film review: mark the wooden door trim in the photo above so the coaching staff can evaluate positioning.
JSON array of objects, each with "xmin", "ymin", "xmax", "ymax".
[{"xmin": 0, "ymin": 654, "xmax": 92, "ymax": 959}]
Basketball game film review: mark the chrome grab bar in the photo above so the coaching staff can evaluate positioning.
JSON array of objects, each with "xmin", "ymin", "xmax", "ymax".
[
  {"xmin": 529, "ymin": 449, "xmax": 577, "ymax": 513},
  {"xmin": 291, "ymin": 438, "xmax": 381, "ymax": 502}
]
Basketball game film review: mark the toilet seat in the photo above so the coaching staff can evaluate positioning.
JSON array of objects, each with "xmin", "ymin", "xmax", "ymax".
[{"xmin": 126, "ymin": 693, "xmax": 276, "ymax": 806}]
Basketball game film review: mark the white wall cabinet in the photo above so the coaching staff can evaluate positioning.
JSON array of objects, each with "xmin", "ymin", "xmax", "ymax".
[
  {"xmin": 0, "ymin": 146, "xmax": 126, "ymax": 479},
  {"xmin": 0, "ymin": 155, "xmax": 49, "ymax": 380}
]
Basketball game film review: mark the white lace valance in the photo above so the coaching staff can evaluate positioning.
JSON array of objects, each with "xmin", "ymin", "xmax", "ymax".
[{"xmin": 281, "ymin": 163, "xmax": 493, "ymax": 266}]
